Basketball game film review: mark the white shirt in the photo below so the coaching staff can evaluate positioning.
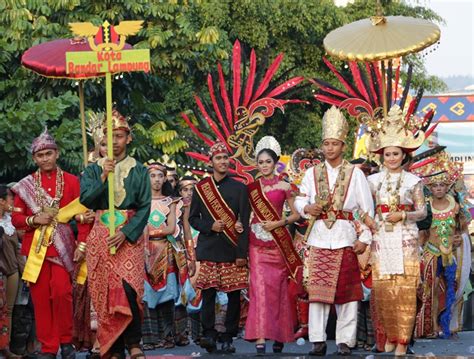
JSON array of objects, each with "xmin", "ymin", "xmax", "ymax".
[{"xmin": 294, "ymin": 160, "xmax": 374, "ymax": 249}]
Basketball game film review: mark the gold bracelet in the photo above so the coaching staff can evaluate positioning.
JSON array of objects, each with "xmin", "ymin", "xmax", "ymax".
[
  {"xmin": 401, "ymin": 211, "xmax": 407, "ymax": 224},
  {"xmin": 79, "ymin": 213, "xmax": 85, "ymax": 224},
  {"xmin": 26, "ymin": 216, "xmax": 36, "ymax": 228},
  {"xmin": 77, "ymin": 242, "xmax": 87, "ymax": 253}
]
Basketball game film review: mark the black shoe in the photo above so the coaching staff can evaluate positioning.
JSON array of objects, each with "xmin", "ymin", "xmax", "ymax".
[
  {"xmin": 272, "ymin": 341, "xmax": 284, "ymax": 353},
  {"xmin": 221, "ymin": 341, "xmax": 236, "ymax": 354},
  {"xmin": 309, "ymin": 342, "xmax": 327, "ymax": 356},
  {"xmin": 336, "ymin": 343, "xmax": 351, "ymax": 356},
  {"xmin": 407, "ymin": 346, "xmax": 415, "ymax": 355},
  {"xmin": 36, "ymin": 353, "xmax": 56, "ymax": 359},
  {"xmin": 200, "ymin": 337, "xmax": 217, "ymax": 353},
  {"xmin": 255, "ymin": 343, "xmax": 266, "ymax": 356}
]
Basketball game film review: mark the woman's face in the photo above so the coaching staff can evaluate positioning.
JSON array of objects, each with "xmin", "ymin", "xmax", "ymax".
[
  {"xmin": 383, "ymin": 146, "xmax": 405, "ymax": 171},
  {"xmin": 257, "ymin": 152, "xmax": 276, "ymax": 177}
]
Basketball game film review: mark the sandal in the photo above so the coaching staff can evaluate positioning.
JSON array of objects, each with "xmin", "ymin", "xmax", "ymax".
[
  {"xmin": 86, "ymin": 348, "xmax": 101, "ymax": 359},
  {"xmin": 128, "ymin": 345, "xmax": 146, "ymax": 359},
  {"xmin": 273, "ymin": 341, "xmax": 284, "ymax": 353},
  {"xmin": 142, "ymin": 344, "xmax": 155, "ymax": 351},
  {"xmin": 255, "ymin": 343, "xmax": 266, "ymax": 355}
]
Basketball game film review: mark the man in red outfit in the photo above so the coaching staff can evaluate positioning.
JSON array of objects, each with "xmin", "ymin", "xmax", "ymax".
[{"xmin": 11, "ymin": 128, "xmax": 89, "ymax": 359}]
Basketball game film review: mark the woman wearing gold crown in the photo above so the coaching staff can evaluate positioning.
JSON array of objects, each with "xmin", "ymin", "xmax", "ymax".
[
  {"xmin": 244, "ymin": 136, "xmax": 302, "ymax": 354},
  {"xmin": 412, "ymin": 152, "xmax": 468, "ymax": 339},
  {"xmin": 365, "ymin": 106, "xmax": 427, "ymax": 355}
]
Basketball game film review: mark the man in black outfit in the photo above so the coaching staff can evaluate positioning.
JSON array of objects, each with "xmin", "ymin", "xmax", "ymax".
[{"xmin": 189, "ymin": 141, "xmax": 250, "ymax": 353}]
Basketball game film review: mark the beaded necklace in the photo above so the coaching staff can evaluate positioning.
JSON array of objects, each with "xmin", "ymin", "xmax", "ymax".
[{"xmin": 377, "ymin": 170, "xmax": 403, "ymax": 231}]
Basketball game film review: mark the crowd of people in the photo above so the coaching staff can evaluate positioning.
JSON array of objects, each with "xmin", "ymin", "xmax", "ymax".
[{"xmin": 0, "ymin": 103, "xmax": 472, "ymax": 359}]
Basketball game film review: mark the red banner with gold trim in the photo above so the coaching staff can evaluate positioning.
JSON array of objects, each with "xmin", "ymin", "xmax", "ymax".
[
  {"xmin": 195, "ymin": 177, "xmax": 238, "ymax": 247},
  {"xmin": 248, "ymin": 180, "xmax": 303, "ymax": 279}
]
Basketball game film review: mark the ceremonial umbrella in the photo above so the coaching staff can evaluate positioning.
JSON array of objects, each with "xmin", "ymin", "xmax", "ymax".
[
  {"xmin": 21, "ymin": 38, "xmax": 131, "ymax": 166},
  {"xmin": 323, "ymin": 14, "xmax": 440, "ymax": 62},
  {"xmin": 323, "ymin": 5, "xmax": 440, "ymax": 116}
]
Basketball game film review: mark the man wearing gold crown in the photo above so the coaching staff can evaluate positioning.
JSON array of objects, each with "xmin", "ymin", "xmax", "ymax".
[
  {"xmin": 294, "ymin": 107, "xmax": 374, "ymax": 356},
  {"xmin": 188, "ymin": 141, "xmax": 250, "ymax": 354},
  {"xmin": 80, "ymin": 110, "xmax": 151, "ymax": 359},
  {"xmin": 11, "ymin": 128, "xmax": 90, "ymax": 359},
  {"xmin": 413, "ymin": 152, "xmax": 468, "ymax": 339}
]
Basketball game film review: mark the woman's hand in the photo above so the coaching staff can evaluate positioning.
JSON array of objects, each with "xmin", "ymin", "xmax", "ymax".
[
  {"xmin": 386, "ymin": 211, "xmax": 403, "ymax": 224},
  {"xmin": 261, "ymin": 220, "xmax": 279, "ymax": 232}
]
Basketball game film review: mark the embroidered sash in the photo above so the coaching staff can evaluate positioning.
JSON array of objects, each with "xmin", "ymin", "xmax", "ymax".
[
  {"xmin": 195, "ymin": 177, "xmax": 238, "ymax": 246},
  {"xmin": 314, "ymin": 162, "xmax": 354, "ymax": 229},
  {"xmin": 248, "ymin": 180, "xmax": 303, "ymax": 279},
  {"xmin": 23, "ymin": 198, "xmax": 88, "ymax": 283}
]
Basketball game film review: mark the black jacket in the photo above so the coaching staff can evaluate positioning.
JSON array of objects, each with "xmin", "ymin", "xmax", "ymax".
[{"xmin": 189, "ymin": 175, "xmax": 250, "ymax": 262}]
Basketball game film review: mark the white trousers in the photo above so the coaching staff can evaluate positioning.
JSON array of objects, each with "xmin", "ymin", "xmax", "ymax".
[{"xmin": 308, "ymin": 301, "xmax": 358, "ymax": 347}]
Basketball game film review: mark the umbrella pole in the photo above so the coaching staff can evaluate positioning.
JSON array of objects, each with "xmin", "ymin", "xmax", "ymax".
[
  {"xmin": 105, "ymin": 72, "xmax": 116, "ymax": 254},
  {"xmin": 381, "ymin": 61, "xmax": 388, "ymax": 118},
  {"xmin": 78, "ymin": 81, "xmax": 88, "ymax": 167}
]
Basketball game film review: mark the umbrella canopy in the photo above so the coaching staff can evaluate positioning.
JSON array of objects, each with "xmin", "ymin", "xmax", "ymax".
[
  {"xmin": 324, "ymin": 15, "xmax": 440, "ymax": 61},
  {"xmin": 21, "ymin": 37, "xmax": 133, "ymax": 166},
  {"xmin": 21, "ymin": 38, "xmax": 132, "ymax": 78}
]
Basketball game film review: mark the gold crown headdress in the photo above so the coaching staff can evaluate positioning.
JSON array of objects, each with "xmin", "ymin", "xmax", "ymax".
[
  {"xmin": 365, "ymin": 105, "xmax": 425, "ymax": 154},
  {"xmin": 412, "ymin": 151, "xmax": 463, "ymax": 187},
  {"xmin": 254, "ymin": 136, "xmax": 281, "ymax": 158},
  {"xmin": 322, "ymin": 106, "xmax": 349, "ymax": 143},
  {"xmin": 103, "ymin": 109, "xmax": 131, "ymax": 133}
]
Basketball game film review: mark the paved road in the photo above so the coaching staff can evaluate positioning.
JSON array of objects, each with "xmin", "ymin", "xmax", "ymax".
[{"xmin": 76, "ymin": 331, "xmax": 474, "ymax": 358}]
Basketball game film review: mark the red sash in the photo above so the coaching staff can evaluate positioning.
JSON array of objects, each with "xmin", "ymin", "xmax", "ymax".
[
  {"xmin": 248, "ymin": 180, "xmax": 303, "ymax": 279},
  {"xmin": 195, "ymin": 177, "xmax": 238, "ymax": 247}
]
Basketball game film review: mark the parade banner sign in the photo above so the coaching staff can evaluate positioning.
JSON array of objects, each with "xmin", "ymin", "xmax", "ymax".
[{"xmin": 67, "ymin": 20, "xmax": 150, "ymax": 254}]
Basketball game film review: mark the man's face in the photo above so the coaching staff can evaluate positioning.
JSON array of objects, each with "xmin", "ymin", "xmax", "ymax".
[
  {"xmin": 167, "ymin": 175, "xmax": 177, "ymax": 189},
  {"xmin": 322, "ymin": 139, "xmax": 345, "ymax": 161},
  {"xmin": 430, "ymin": 182, "xmax": 449, "ymax": 199},
  {"xmin": 32, "ymin": 149, "xmax": 59, "ymax": 172},
  {"xmin": 179, "ymin": 184, "xmax": 195, "ymax": 202},
  {"xmin": 210, "ymin": 153, "xmax": 230, "ymax": 174},
  {"xmin": 149, "ymin": 170, "xmax": 166, "ymax": 193},
  {"xmin": 112, "ymin": 130, "xmax": 131, "ymax": 157}
]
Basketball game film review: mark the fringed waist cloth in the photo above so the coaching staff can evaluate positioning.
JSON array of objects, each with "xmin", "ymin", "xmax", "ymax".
[
  {"xmin": 196, "ymin": 261, "xmax": 248, "ymax": 293},
  {"xmin": 307, "ymin": 246, "xmax": 362, "ymax": 304},
  {"xmin": 86, "ymin": 210, "xmax": 144, "ymax": 356}
]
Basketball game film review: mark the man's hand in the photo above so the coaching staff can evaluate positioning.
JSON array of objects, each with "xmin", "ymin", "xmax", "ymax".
[
  {"xmin": 107, "ymin": 231, "xmax": 126, "ymax": 249},
  {"xmin": 34, "ymin": 212, "xmax": 55, "ymax": 226},
  {"xmin": 235, "ymin": 221, "xmax": 244, "ymax": 234},
  {"xmin": 386, "ymin": 211, "xmax": 403, "ymax": 224},
  {"xmin": 212, "ymin": 220, "xmax": 225, "ymax": 233},
  {"xmin": 235, "ymin": 258, "xmax": 247, "ymax": 267},
  {"xmin": 304, "ymin": 203, "xmax": 323, "ymax": 217},
  {"xmin": 353, "ymin": 239, "xmax": 368, "ymax": 255},
  {"xmin": 82, "ymin": 210, "xmax": 95, "ymax": 224},
  {"xmin": 101, "ymin": 158, "xmax": 115, "ymax": 182},
  {"xmin": 73, "ymin": 247, "xmax": 85, "ymax": 262},
  {"xmin": 187, "ymin": 260, "xmax": 196, "ymax": 277}
]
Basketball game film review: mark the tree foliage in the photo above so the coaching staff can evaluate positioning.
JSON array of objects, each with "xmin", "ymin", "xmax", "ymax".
[{"xmin": 0, "ymin": 0, "xmax": 445, "ymax": 181}]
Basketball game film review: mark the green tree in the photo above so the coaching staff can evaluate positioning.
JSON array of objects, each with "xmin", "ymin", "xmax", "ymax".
[{"xmin": 0, "ymin": 0, "xmax": 445, "ymax": 181}]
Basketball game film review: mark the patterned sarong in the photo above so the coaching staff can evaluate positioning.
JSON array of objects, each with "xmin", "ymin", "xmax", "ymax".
[
  {"xmin": 307, "ymin": 247, "xmax": 362, "ymax": 304},
  {"xmin": 196, "ymin": 261, "xmax": 248, "ymax": 293},
  {"xmin": 86, "ymin": 210, "xmax": 144, "ymax": 356}
]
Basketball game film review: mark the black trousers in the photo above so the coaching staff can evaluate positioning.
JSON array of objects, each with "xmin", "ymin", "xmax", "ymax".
[
  {"xmin": 109, "ymin": 280, "xmax": 142, "ymax": 354},
  {"xmin": 201, "ymin": 288, "xmax": 241, "ymax": 343}
]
